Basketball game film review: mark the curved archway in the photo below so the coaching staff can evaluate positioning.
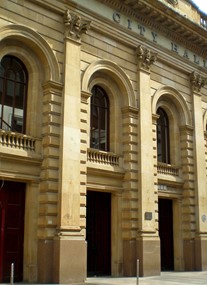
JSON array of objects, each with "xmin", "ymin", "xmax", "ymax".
[
  {"xmin": 0, "ymin": 24, "xmax": 60, "ymax": 82},
  {"xmin": 152, "ymin": 85, "xmax": 192, "ymax": 126},
  {"xmin": 0, "ymin": 25, "xmax": 61, "ymax": 137},
  {"xmin": 82, "ymin": 59, "xmax": 136, "ymax": 107},
  {"xmin": 152, "ymin": 85, "xmax": 192, "ymax": 166}
]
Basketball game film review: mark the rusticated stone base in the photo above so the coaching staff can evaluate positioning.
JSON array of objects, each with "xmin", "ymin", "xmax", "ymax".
[
  {"xmin": 195, "ymin": 236, "xmax": 207, "ymax": 270},
  {"xmin": 53, "ymin": 238, "xmax": 87, "ymax": 284},
  {"xmin": 123, "ymin": 239, "xmax": 137, "ymax": 276},
  {"xmin": 123, "ymin": 237, "xmax": 160, "ymax": 277},
  {"xmin": 136, "ymin": 236, "xmax": 160, "ymax": 277},
  {"xmin": 37, "ymin": 239, "xmax": 54, "ymax": 283},
  {"xmin": 183, "ymin": 239, "xmax": 195, "ymax": 271}
]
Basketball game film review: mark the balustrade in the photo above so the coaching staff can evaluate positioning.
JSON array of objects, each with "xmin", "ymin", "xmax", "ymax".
[
  {"xmin": 0, "ymin": 130, "xmax": 36, "ymax": 151},
  {"xmin": 157, "ymin": 162, "xmax": 180, "ymax": 176},
  {"xmin": 87, "ymin": 148, "xmax": 119, "ymax": 166}
]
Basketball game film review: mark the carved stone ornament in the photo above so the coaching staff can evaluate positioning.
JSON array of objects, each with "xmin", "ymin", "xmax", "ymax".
[
  {"xmin": 190, "ymin": 71, "xmax": 206, "ymax": 92},
  {"xmin": 167, "ymin": 0, "xmax": 178, "ymax": 6},
  {"xmin": 136, "ymin": 45, "xmax": 157, "ymax": 71},
  {"xmin": 64, "ymin": 9, "xmax": 91, "ymax": 40}
]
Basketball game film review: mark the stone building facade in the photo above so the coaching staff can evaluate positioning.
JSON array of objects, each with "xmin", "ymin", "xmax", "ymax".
[{"xmin": 0, "ymin": 0, "xmax": 207, "ymax": 284}]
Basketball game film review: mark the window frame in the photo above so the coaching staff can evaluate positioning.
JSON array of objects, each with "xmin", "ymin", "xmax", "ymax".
[
  {"xmin": 0, "ymin": 55, "xmax": 28, "ymax": 134},
  {"xmin": 90, "ymin": 85, "xmax": 110, "ymax": 151},
  {"xmin": 157, "ymin": 107, "xmax": 170, "ymax": 164}
]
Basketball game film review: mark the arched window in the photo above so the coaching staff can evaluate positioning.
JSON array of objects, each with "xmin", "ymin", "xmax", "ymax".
[
  {"xmin": 0, "ymin": 55, "xmax": 28, "ymax": 133},
  {"xmin": 90, "ymin": 85, "xmax": 109, "ymax": 151},
  {"xmin": 157, "ymin": 107, "xmax": 170, "ymax": 163}
]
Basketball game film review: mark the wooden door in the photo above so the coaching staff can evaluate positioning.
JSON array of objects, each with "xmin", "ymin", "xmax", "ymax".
[
  {"xmin": 86, "ymin": 191, "xmax": 111, "ymax": 276},
  {"xmin": 158, "ymin": 198, "xmax": 174, "ymax": 271},
  {"xmin": 0, "ymin": 181, "xmax": 25, "ymax": 282}
]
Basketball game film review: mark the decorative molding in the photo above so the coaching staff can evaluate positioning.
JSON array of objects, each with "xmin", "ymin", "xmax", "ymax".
[
  {"xmin": 96, "ymin": 0, "xmax": 207, "ymax": 56},
  {"xmin": 152, "ymin": 113, "xmax": 159, "ymax": 124},
  {"xmin": 81, "ymin": 90, "xmax": 92, "ymax": 104},
  {"xmin": 190, "ymin": 71, "xmax": 206, "ymax": 92},
  {"xmin": 167, "ymin": 0, "xmax": 178, "ymax": 7},
  {"xmin": 136, "ymin": 45, "xmax": 157, "ymax": 71},
  {"xmin": 63, "ymin": 9, "xmax": 91, "ymax": 41}
]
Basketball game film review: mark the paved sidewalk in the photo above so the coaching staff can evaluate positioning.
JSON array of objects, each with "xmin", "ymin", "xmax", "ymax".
[
  {"xmin": 4, "ymin": 271, "xmax": 207, "ymax": 285},
  {"xmin": 84, "ymin": 271, "xmax": 207, "ymax": 285}
]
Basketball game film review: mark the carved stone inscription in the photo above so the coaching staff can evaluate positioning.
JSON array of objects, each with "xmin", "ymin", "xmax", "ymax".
[{"xmin": 112, "ymin": 11, "xmax": 207, "ymax": 69}]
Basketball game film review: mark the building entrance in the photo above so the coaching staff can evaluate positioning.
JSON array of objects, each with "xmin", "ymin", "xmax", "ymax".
[
  {"xmin": 0, "ymin": 181, "xmax": 25, "ymax": 282},
  {"xmin": 158, "ymin": 198, "xmax": 174, "ymax": 271},
  {"xmin": 86, "ymin": 191, "xmax": 111, "ymax": 276}
]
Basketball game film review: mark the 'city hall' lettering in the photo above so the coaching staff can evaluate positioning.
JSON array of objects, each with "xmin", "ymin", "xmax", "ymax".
[{"xmin": 113, "ymin": 11, "xmax": 207, "ymax": 68}]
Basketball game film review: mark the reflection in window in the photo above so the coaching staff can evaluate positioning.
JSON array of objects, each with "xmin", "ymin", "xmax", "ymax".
[
  {"xmin": 0, "ymin": 55, "xmax": 27, "ymax": 133},
  {"xmin": 157, "ymin": 107, "xmax": 170, "ymax": 164},
  {"xmin": 90, "ymin": 85, "xmax": 109, "ymax": 151}
]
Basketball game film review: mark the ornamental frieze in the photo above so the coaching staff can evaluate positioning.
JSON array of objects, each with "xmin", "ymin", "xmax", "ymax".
[{"xmin": 72, "ymin": 0, "xmax": 207, "ymax": 68}]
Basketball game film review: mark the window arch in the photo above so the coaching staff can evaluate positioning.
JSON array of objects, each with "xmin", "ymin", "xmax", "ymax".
[
  {"xmin": 157, "ymin": 107, "xmax": 170, "ymax": 164},
  {"xmin": 0, "ymin": 55, "xmax": 28, "ymax": 133},
  {"xmin": 90, "ymin": 85, "xmax": 109, "ymax": 151}
]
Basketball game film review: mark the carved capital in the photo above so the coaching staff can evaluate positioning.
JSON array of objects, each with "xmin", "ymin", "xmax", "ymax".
[
  {"xmin": 167, "ymin": 0, "xmax": 178, "ymax": 7},
  {"xmin": 136, "ymin": 45, "xmax": 157, "ymax": 71},
  {"xmin": 64, "ymin": 9, "xmax": 91, "ymax": 41},
  {"xmin": 190, "ymin": 71, "xmax": 206, "ymax": 92}
]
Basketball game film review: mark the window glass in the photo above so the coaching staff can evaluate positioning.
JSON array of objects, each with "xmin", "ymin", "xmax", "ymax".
[
  {"xmin": 90, "ymin": 85, "xmax": 109, "ymax": 151},
  {"xmin": 0, "ymin": 55, "xmax": 27, "ymax": 133},
  {"xmin": 157, "ymin": 107, "xmax": 170, "ymax": 163}
]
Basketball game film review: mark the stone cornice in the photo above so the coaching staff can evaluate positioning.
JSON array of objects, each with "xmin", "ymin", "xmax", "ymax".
[{"xmin": 97, "ymin": 0, "xmax": 207, "ymax": 57}]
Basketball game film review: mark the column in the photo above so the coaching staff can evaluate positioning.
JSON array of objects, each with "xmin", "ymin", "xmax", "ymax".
[
  {"xmin": 53, "ymin": 10, "xmax": 91, "ymax": 284},
  {"xmin": 136, "ymin": 45, "xmax": 160, "ymax": 276},
  {"xmin": 190, "ymin": 72, "xmax": 207, "ymax": 270}
]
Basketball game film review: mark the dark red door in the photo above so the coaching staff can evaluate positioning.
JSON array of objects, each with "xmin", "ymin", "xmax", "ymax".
[
  {"xmin": 86, "ymin": 191, "xmax": 111, "ymax": 276},
  {"xmin": 158, "ymin": 198, "xmax": 174, "ymax": 271},
  {"xmin": 0, "ymin": 181, "xmax": 25, "ymax": 282}
]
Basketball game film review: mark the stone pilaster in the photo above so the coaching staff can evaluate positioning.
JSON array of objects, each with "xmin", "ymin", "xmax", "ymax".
[
  {"xmin": 24, "ymin": 182, "xmax": 39, "ymax": 283},
  {"xmin": 190, "ymin": 71, "xmax": 207, "ymax": 270},
  {"xmin": 136, "ymin": 45, "xmax": 160, "ymax": 276},
  {"xmin": 121, "ymin": 106, "xmax": 139, "ymax": 276},
  {"xmin": 80, "ymin": 90, "xmax": 91, "ymax": 238},
  {"xmin": 136, "ymin": 46, "xmax": 157, "ymax": 234},
  {"xmin": 111, "ymin": 192, "xmax": 123, "ymax": 276},
  {"xmin": 38, "ymin": 81, "xmax": 63, "ymax": 283},
  {"xmin": 179, "ymin": 125, "xmax": 196, "ymax": 270},
  {"xmin": 53, "ymin": 11, "xmax": 91, "ymax": 284}
]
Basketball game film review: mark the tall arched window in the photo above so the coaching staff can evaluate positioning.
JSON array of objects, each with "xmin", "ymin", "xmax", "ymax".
[
  {"xmin": 157, "ymin": 107, "xmax": 170, "ymax": 163},
  {"xmin": 0, "ymin": 55, "xmax": 28, "ymax": 133},
  {"xmin": 90, "ymin": 85, "xmax": 109, "ymax": 151}
]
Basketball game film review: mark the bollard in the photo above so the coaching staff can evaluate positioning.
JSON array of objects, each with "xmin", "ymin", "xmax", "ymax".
[
  {"xmin": 136, "ymin": 259, "xmax": 139, "ymax": 285},
  {"xmin": 10, "ymin": 263, "xmax": 14, "ymax": 285}
]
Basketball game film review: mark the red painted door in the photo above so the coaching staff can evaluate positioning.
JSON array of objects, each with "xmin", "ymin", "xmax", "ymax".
[
  {"xmin": 159, "ymin": 198, "xmax": 174, "ymax": 271},
  {"xmin": 0, "ymin": 181, "xmax": 25, "ymax": 282},
  {"xmin": 86, "ymin": 191, "xmax": 111, "ymax": 276}
]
